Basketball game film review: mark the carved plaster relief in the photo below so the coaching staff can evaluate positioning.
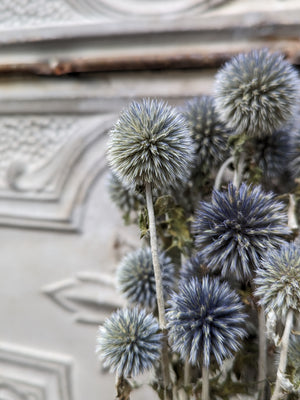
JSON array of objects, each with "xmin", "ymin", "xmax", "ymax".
[
  {"xmin": 0, "ymin": 114, "xmax": 116, "ymax": 231},
  {"xmin": 0, "ymin": 0, "xmax": 82, "ymax": 27},
  {"xmin": 64, "ymin": 0, "xmax": 224, "ymax": 18},
  {"xmin": 43, "ymin": 272, "xmax": 125, "ymax": 325},
  {"xmin": 0, "ymin": 0, "xmax": 225, "ymax": 28},
  {"xmin": 0, "ymin": 344, "xmax": 73, "ymax": 400}
]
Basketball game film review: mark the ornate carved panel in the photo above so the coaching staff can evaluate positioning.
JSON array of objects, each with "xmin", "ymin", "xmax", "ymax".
[
  {"xmin": 0, "ymin": 344, "xmax": 73, "ymax": 400},
  {"xmin": 43, "ymin": 272, "xmax": 125, "ymax": 324},
  {"xmin": 0, "ymin": 114, "xmax": 116, "ymax": 231}
]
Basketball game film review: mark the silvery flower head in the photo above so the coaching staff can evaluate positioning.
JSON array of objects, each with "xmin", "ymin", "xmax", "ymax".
[
  {"xmin": 193, "ymin": 183, "xmax": 290, "ymax": 281},
  {"xmin": 117, "ymin": 247, "xmax": 175, "ymax": 310},
  {"xmin": 251, "ymin": 124, "xmax": 294, "ymax": 179},
  {"xmin": 181, "ymin": 96, "xmax": 230, "ymax": 172},
  {"xmin": 167, "ymin": 276, "xmax": 247, "ymax": 367},
  {"xmin": 215, "ymin": 49, "xmax": 299, "ymax": 138},
  {"xmin": 107, "ymin": 98, "xmax": 194, "ymax": 189},
  {"xmin": 179, "ymin": 254, "xmax": 207, "ymax": 284},
  {"xmin": 96, "ymin": 307, "xmax": 162, "ymax": 377},
  {"xmin": 108, "ymin": 171, "xmax": 145, "ymax": 213},
  {"xmin": 255, "ymin": 242, "xmax": 300, "ymax": 319}
]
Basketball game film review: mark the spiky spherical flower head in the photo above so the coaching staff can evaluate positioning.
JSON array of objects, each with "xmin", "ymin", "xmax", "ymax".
[
  {"xmin": 215, "ymin": 49, "xmax": 299, "ymax": 138},
  {"xmin": 251, "ymin": 124, "xmax": 293, "ymax": 179},
  {"xmin": 193, "ymin": 183, "xmax": 290, "ymax": 281},
  {"xmin": 107, "ymin": 98, "xmax": 194, "ymax": 189},
  {"xmin": 179, "ymin": 254, "xmax": 207, "ymax": 284},
  {"xmin": 181, "ymin": 96, "xmax": 230, "ymax": 172},
  {"xmin": 117, "ymin": 247, "xmax": 175, "ymax": 310},
  {"xmin": 96, "ymin": 307, "xmax": 162, "ymax": 377},
  {"xmin": 167, "ymin": 276, "xmax": 247, "ymax": 367},
  {"xmin": 254, "ymin": 242, "xmax": 300, "ymax": 319},
  {"xmin": 108, "ymin": 171, "xmax": 145, "ymax": 213}
]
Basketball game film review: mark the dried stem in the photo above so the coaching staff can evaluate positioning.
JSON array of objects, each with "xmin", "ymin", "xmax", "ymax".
[
  {"xmin": 214, "ymin": 156, "xmax": 234, "ymax": 190},
  {"xmin": 233, "ymin": 152, "xmax": 245, "ymax": 188},
  {"xmin": 202, "ymin": 364, "xmax": 210, "ymax": 400},
  {"xmin": 116, "ymin": 375, "xmax": 131, "ymax": 400},
  {"xmin": 271, "ymin": 309, "xmax": 294, "ymax": 400},
  {"xmin": 257, "ymin": 306, "xmax": 267, "ymax": 400},
  {"xmin": 145, "ymin": 182, "xmax": 172, "ymax": 400},
  {"xmin": 288, "ymin": 193, "xmax": 298, "ymax": 230}
]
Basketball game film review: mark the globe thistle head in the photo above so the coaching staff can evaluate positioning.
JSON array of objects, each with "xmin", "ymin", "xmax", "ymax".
[
  {"xmin": 117, "ymin": 247, "xmax": 175, "ymax": 310},
  {"xmin": 193, "ymin": 183, "xmax": 290, "ymax": 282},
  {"xmin": 179, "ymin": 254, "xmax": 207, "ymax": 284},
  {"xmin": 250, "ymin": 124, "xmax": 294, "ymax": 179},
  {"xmin": 215, "ymin": 49, "xmax": 299, "ymax": 138},
  {"xmin": 254, "ymin": 242, "xmax": 300, "ymax": 319},
  {"xmin": 96, "ymin": 307, "xmax": 162, "ymax": 377},
  {"xmin": 108, "ymin": 171, "xmax": 145, "ymax": 213},
  {"xmin": 167, "ymin": 276, "xmax": 247, "ymax": 367},
  {"xmin": 181, "ymin": 96, "xmax": 230, "ymax": 172},
  {"xmin": 107, "ymin": 98, "xmax": 194, "ymax": 189}
]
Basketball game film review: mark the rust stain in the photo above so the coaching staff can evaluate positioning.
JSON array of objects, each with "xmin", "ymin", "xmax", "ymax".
[{"xmin": 0, "ymin": 46, "xmax": 299, "ymax": 76}]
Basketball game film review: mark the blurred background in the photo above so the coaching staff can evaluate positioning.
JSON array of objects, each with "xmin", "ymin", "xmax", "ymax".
[{"xmin": 0, "ymin": 1, "xmax": 299, "ymax": 399}]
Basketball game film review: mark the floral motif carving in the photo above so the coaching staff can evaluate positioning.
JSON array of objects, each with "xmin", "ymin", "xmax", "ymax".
[{"xmin": 43, "ymin": 272, "xmax": 125, "ymax": 325}]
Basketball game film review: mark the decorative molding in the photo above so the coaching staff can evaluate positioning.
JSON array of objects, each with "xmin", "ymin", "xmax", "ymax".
[
  {"xmin": 0, "ymin": 0, "xmax": 82, "ymax": 28},
  {"xmin": 0, "ymin": 0, "xmax": 226, "ymax": 29},
  {"xmin": 43, "ymin": 272, "xmax": 125, "ymax": 325},
  {"xmin": 0, "ymin": 343, "xmax": 73, "ymax": 400},
  {"xmin": 64, "ymin": 0, "xmax": 225, "ymax": 18},
  {"xmin": 0, "ymin": 114, "xmax": 116, "ymax": 231},
  {"xmin": 0, "ymin": 379, "xmax": 43, "ymax": 400}
]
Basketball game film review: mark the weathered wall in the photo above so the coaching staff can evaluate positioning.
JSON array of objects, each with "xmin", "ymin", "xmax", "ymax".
[{"xmin": 0, "ymin": 1, "xmax": 299, "ymax": 399}]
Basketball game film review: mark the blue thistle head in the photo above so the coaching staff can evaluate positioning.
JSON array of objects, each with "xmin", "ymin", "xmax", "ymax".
[
  {"xmin": 107, "ymin": 98, "xmax": 194, "ymax": 189},
  {"xmin": 167, "ymin": 276, "xmax": 247, "ymax": 368},
  {"xmin": 254, "ymin": 242, "xmax": 300, "ymax": 319},
  {"xmin": 96, "ymin": 307, "xmax": 162, "ymax": 377},
  {"xmin": 215, "ymin": 49, "xmax": 299, "ymax": 138},
  {"xmin": 193, "ymin": 183, "xmax": 290, "ymax": 281},
  {"xmin": 117, "ymin": 247, "xmax": 175, "ymax": 310},
  {"xmin": 179, "ymin": 254, "xmax": 207, "ymax": 284},
  {"xmin": 181, "ymin": 96, "xmax": 230, "ymax": 172}
]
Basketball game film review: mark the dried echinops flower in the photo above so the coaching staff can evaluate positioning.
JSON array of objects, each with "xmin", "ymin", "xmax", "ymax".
[
  {"xmin": 215, "ymin": 49, "xmax": 299, "ymax": 138},
  {"xmin": 255, "ymin": 242, "xmax": 300, "ymax": 319},
  {"xmin": 167, "ymin": 276, "xmax": 247, "ymax": 367},
  {"xmin": 181, "ymin": 96, "xmax": 230, "ymax": 172},
  {"xmin": 96, "ymin": 307, "xmax": 162, "ymax": 377},
  {"xmin": 107, "ymin": 98, "xmax": 194, "ymax": 189},
  {"xmin": 193, "ymin": 183, "xmax": 290, "ymax": 281},
  {"xmin": 117, "ymin": 247, "xmax": 175, "ymax": 310}
]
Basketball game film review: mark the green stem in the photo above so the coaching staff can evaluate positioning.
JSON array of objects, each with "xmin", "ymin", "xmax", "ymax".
[
  {"xmin": 271, "ymin": 309, "xmax": 294, "ymax": 400},
  {"xmin": 145, "ymin": 182, "xmax": 172, "ymax": 400}
]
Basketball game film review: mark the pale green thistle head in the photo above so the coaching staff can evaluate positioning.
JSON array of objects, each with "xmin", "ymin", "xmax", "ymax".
[
  {"xmin": 215, "ymin": 49, "xmax": 299, "ymax": 138},
  {"xmin": 107, "ymin": 98, "xmax": 194, "ymax": 189},
  {"xmin": 255, "ymin": 242, "xmax": 300, "ymax": 319},
  {"xmin": 96, "ymin": 307, "xmax": 162, "ymax": 377}
]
